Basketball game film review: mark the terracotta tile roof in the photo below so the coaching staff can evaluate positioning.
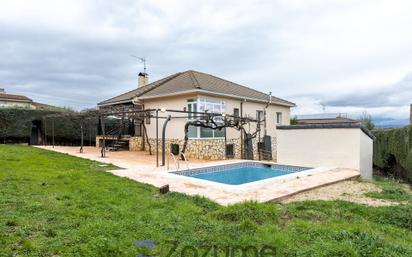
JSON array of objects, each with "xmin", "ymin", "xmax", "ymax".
[
  {"xmin": 0, "ymin": 93, "xmax": 32, "ymax": 103},
  {"xmin": 98, "ymin": 70, "xmax": 295, "ymax": 107}
]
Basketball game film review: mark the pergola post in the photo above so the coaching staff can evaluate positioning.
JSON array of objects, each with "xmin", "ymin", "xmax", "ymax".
[
  {"xmin": 52, "ymin": 118, "xmax": 55, "ymax": 148},
  {"xmin": 100, "ymin": 115, "xmax": 106, "ymax": 158},
  {"xmin": 80, "ymin": 118, "xmax": 84, "ymax": 153},
  {"xmin": 224, "ymin": 119, "xmax": 227, "ymax": 159},
  {"xmin": 89, "ymin": 120, "xmax": 92, "ymax": 146},
  {"xmin": 155, "ymin": 109, "xmax": 159, "ymax": 167},
  {"xmin": 161, "ymin": 115, "xmax": 171, "ymax": 166},
  {"xmin": 240, "ymin": 101, "xmax": 244, "ymax": 159},
  {"xmin": 43, "ymin": 118, "xmax": 47, "ymax": 145}
]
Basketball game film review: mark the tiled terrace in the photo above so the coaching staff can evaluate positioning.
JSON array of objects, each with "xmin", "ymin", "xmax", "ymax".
[{"xmin": 36, "ymin": 146, "xmax": 360, "ymax": 205}]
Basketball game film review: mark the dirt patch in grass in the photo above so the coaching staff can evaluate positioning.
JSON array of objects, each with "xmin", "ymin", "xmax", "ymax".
[{"xmin": 281, "ymin": 180, "xmax": 403, "ymax": 206}]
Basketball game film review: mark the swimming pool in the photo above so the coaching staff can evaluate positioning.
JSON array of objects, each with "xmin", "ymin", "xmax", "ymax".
[{"xmin": 172, "ymin": 162, "xmax": 310, "ymax": 185}]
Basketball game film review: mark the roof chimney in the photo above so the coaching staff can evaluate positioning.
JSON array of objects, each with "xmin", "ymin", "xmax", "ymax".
[{"xmin": 138, "ymin": 72, "xmax": 149, "ymax": 88}]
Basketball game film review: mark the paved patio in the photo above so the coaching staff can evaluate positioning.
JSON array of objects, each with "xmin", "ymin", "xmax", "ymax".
[{"xmin": 36, "ymin": 146, "xmax": 360, "ymax": 205}]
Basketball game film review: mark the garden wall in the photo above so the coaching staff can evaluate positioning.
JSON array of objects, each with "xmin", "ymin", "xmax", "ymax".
[{"xmin": 276, "ymin": 124, "xmax": 374, "ymax": 179}]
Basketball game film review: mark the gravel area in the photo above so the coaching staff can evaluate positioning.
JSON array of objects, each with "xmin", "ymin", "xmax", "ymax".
[{"xmin": 281, "ymin": 180, "xmax": 402, "ymax": 206}]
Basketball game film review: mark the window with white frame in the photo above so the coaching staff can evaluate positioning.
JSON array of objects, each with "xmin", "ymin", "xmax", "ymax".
[
  {"xmin": 187, "ymin": 98, "xmax": 226, "ymax": 138},
  {"xmin": 276, "ymin": 112, "xmax": 282, "ymax": 125}
]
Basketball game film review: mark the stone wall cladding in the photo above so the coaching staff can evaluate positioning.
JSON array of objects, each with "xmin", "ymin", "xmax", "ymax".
[
  {"xmin": 147, "ymin": 138, "xmax": 225, "ymax": 160},
  {"xmin": 146, "ymin": 136, "xmax": 277, "ymax": 161},
  {"xmin": 129, "ymin": 137, "xmax": 143, "ymax": 151},
  {"xmin": 96, "ymin": 135, "xmax": 277, "ymax": 161},
  {"xmin": 95, "ymin": 136, "xmax": 144, "ymax": 151},
  {"xmin": 272, "ymin": 138, "xmax": 277, "ymax": 161}
]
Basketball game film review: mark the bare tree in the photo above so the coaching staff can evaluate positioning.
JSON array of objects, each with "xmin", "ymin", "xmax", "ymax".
[{"xmin": 359, "ymin": 111, "xmax": 375, "ymax": 130}]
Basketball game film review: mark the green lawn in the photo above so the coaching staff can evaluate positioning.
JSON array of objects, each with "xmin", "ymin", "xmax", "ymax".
[{"xmin": 1, "ymin": 145, "xmax": 412, "ymax": 257}]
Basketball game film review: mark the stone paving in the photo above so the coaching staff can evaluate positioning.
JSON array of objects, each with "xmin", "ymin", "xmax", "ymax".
[{"xmin": 36, "ymin": 146, "xmax": 360, "ymax": 205}]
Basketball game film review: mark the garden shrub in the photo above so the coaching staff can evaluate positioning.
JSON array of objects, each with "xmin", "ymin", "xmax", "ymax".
[{"xmin": 373, "ymin": 126, "xmax": 412, "ymax": 183}]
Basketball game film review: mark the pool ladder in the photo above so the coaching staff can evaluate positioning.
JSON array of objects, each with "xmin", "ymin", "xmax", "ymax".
[
  {"xmin": 167, "ymin": 152, "xmax": 190, "ymax": 171},
  {"xmin": 258, "ymin": 149, "xmax": 273, "ymax": 161}
]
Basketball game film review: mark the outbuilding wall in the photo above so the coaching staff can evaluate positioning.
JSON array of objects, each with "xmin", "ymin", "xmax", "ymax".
[{"xmin": 276, "ymin": 126, "xmax": 373, "ymax": 179}]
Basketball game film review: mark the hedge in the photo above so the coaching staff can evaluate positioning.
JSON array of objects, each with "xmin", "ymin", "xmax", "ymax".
[
  {"xmin": 373, "ymin": 126, "xmax": 412, "ymax": 183},
  {"xmin": 0, "ymin": 108, "xmax": 99, "ymax": 145},
  {"xmin": 0, "ymin": 109, "xmax": 57, "ymax": 143}
]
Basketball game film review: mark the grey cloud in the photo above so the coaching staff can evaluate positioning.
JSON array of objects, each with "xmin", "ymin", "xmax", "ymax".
[
  {"xmin": 321, "ymin": 73, "xmax": 412, "ymax": 108},
  {"xmin": 1, "ymin": 0, "xmax": 412, "ymax": 118}
]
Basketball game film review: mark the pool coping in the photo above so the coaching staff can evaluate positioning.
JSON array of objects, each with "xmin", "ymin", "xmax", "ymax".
[{"xmin": 165, "ymin": 160, "xmax": 335, "ymax": 193}]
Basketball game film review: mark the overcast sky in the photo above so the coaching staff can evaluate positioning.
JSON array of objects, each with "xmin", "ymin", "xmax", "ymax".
[{"xmin": 1, "ymin": 0, "xmax": 411, "ymax": 120}]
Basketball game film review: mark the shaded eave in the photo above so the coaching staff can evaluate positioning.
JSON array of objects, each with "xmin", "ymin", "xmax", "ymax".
[
  {"xmin": 139, "ymin": 89, "xmax": 296, "ymax": 107},
  {"xmin": 98, "ymin": 89, "xmax": 296, "ymax": 107},
  {"xmin": 98, "ymin": 99, "xmax": 137, "ymax": 107}
]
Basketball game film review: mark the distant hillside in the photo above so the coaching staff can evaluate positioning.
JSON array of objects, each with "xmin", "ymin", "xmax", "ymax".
[
  {"xmin": 373, "ymin": 118, "xmax": 409, "ymax": 128},
  {"xmin": 32, "ymin": 102, "xmax": 71, "ymax": 112}
]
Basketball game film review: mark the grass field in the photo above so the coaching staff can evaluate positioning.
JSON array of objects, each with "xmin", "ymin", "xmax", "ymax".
[{"xmin": 1, "ymin": 145, "xmax": 412, "ymax": 257}]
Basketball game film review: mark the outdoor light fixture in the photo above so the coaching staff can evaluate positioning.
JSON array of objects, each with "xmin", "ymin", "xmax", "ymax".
[
  {"xmin": 160, "ymin": 108, "xmax": 166, "ymax": 113},
  {"xmin": 222, "ymin": 113, "xmax": 226, "ymax": 117},
  {"xmin": 132, "ymin": 98, "xmax": 139, "ymax": 105}
]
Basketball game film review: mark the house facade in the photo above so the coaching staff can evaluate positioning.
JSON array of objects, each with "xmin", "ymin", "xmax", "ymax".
[
  {"xmin": 0, "ymin": 88, "xmax": 35, "ymax": 109},
  {"xmin": 97, "ymin": 70, "xmax": 295, "ymax": 160},
  {"xmin": 0, "ymin": 88, "xmax": 59, "ymax": 110}
]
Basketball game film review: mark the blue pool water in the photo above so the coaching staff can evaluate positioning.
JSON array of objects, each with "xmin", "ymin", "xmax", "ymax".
[
  {"xmin": 172, "ymin": 162, "xmax": 310, "ymax": 185},
  {"xmin": 190, "ymin": 166, "xmax": 293, "ymax": 185}
]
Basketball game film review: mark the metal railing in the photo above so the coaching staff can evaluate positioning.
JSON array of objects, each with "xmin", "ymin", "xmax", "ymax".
[
  {"xmin": 167, "ymin": 151, "xmax": 190, "ymax": 171},
  {"xmin": 167, "ymin": 152, "xmax": 179, "ymax": 171},
  {"xmin": 180, "ymin": 152, "xmax": 190, "ymax": 170}
]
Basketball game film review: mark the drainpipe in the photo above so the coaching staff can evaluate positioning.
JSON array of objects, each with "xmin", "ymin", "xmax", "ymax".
[
  {"xmin": 264, "ymin": 92, "xmax": 272, "ymax": 136},
  {"xmin": 142, "ymin": 104, "xmax": 145, "ymax": 150},
  {"xmin": 161, "ymin": 115, "xmax": 171, "ymax": 166}
]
